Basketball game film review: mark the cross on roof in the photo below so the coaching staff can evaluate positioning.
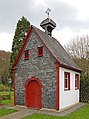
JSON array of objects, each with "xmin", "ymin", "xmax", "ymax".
[{"xmin": 45, "ymin": 8, "xmax": 51, "ymax": 18}]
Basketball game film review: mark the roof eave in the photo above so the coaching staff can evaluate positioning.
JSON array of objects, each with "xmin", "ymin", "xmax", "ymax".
[{"xmin": 60, "ymin": 64, "xmax": 82, "ymax": 73}]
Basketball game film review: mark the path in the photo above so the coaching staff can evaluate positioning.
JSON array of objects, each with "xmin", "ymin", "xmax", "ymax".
[
  {"xmin": 0, "ymin": 107, "xmax": 34, "ymax": 119},
  {"xmin": 0, "ymin": 102, "xmax": 86, "ymax": 119}
]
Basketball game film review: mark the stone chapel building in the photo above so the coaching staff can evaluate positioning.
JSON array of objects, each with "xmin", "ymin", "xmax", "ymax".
[{"xmin": 13, "ymin": 16, "xmax": 81, "ymax": 110}]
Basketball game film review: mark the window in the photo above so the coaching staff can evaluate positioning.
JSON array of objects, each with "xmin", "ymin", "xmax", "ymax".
[
  {"xmin": 75, "ymin": 74, "xmax": 80, "ymax": 90},
  {"xmin": 37, "ymin": 46, "xmax": 43, "ymax": 56},
  {"xmin": 24, "ymin": 50, "xmax": 29, "ymax": 60},
  {"xmin": 64, "ymin": 72, "xmax": 70, "ymax": 90}
]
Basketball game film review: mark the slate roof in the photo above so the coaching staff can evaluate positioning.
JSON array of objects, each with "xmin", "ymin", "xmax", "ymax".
[
  {"xmin": 13, "ymin": 25, "xmax": 81, "ymax": 72},
  {"xmin": 40, "ymin": 18, "xmax": 56, "ymax": 28},
  {"xmin": 32, "ymin": 25, "xmax": 81, "ymax": 72}
]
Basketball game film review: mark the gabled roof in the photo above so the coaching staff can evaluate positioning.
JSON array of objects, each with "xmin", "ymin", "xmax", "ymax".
[{"xmin": 13, "ymin": 25, "xmax": 81, "ymax": 72}]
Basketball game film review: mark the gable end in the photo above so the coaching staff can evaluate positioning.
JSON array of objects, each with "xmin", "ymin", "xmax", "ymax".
[
  {"xmin": 12, "ymin": 25, "xmax": 59, "ymax": 69},
  {"xmin": 12, "ymin": 26, "xmax": 32, "ymax": 68}
]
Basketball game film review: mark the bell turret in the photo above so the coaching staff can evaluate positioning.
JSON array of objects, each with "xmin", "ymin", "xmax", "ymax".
[{"xmin": 40, "ymin": 8, "xmax": 56, "ymax": 36}]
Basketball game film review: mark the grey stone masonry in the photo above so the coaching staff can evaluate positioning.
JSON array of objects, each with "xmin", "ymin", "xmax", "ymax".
[{"xmin": 16, "ymin": 30, "xmax": 57, "ymax": 109}]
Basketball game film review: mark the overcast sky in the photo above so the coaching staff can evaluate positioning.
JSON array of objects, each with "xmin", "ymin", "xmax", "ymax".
[{"xmin": 0, "ymin": 0, "xmax": 89, "ymax": 51}]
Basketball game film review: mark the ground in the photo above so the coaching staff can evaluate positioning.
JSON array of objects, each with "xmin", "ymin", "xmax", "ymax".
[
  {"xmin": 0, "ymin": 91, "xmax": 89, "ymax": 119},
  {"xmin": 0, "ymin": 108, "xmax": 17, "ymax": 117},
  {"xmin": 22, "ymin": 104, "xmax": 89, "ymax": 119}
]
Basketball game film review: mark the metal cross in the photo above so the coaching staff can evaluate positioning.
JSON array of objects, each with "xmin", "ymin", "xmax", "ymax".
[{"xmin": 45, "ymin": 8, "xmax": 51, "ymax": 18}]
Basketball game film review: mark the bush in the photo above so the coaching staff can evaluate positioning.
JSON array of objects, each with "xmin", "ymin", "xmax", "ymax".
[
  {"xmin": 0, "ymin": 84, "xmax": 9, "ymax": 91},
  {"xmin": 0, "ymin": 84, "xmax": 5, "ymax": 91},
  {"xmin": 80, "ymin": 76, "xmax": 89, "ymax": 103},
  {"xmin": 0, "ymin": 94, "xmax": 10, "ymax": 100},
  {"xmin": 5, "ymin": 86, "xmax": 9, "ymax": 91}
]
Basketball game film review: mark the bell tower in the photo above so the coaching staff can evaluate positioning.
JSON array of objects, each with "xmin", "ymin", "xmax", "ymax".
[{"xmin": 40, "ymin": 8, "xmax": 56, "ymax": 36}]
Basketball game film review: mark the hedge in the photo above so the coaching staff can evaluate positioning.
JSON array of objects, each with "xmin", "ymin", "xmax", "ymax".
[{"xmin": 80, "ymin": 76, "xmax": 89, "ymax": 103}]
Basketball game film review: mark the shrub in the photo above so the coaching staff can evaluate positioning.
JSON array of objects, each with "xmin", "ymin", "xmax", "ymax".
[
  {"xmin": 0, "ymin": 84, "xmax": 5, "ymax": 91},
  {"xmin": 0, "ymin": 84, "xmax": 9, "ymax": 91},
  {"xmin": 80, "ymin": 76, "xmax": 89, "ymax": 103},
  {"xmin": 0, "ymin": 94, "xmax": 10, "ymax": 100}
]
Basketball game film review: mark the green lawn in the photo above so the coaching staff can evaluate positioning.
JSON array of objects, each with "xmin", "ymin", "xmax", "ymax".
[
  {"xmin": 0, "ymin": 91, "xmax": 88, "ymax": 119},
  {"xmin": 0, "ymin": 108, "xmax": 17, "ymax": 117},
  {"xmin": 0, "ymin": 91, "xmax": 14, "ymax": 105},
  {"xmin": 0, "ymin": 91, "xmax": 16, "ymax": 117},
  {"xmin": 22, "ymin": 104, "xmax": 89, "ymax": 119}
]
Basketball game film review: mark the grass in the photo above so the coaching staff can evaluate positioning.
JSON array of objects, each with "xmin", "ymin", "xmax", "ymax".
[
  {"xmin": 0, "ymin": 91, "xmax": 14, "ymax": 105},
  {"xmin": 0, "ymin": 108, "xmax": 17, "ymax": 117},
  {"xmin": 22, "ymin": 104, "xmax": 89, "ymax": 119},
  {"xmin": 0, "ymin": 91, "xmax": 17, "ymax": 117},
  {"xmin": 0, "ymin": 91, "xmax": 89, "ymax": 119}
]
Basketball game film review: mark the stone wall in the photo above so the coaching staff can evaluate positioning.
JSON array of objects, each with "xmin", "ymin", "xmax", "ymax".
[{"xmin": 16, "ymin": 30, "xmax": 56, "ymax": 109}]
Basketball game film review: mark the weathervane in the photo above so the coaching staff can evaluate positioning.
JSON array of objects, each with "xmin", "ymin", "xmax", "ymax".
[{"xmin": 45, "ymin": 8, "xmax": 51, "ymax": 18}]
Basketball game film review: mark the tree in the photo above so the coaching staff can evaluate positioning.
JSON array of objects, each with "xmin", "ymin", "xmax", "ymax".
[
  {"xmin": 10, "ymin": 16, "xmax": 30, "ymax": 83},
  {"xmin": 0, "ymin": 50, "xmax": 11, "ymax": 84},
  {"xmin": 64, "ymin": 35, "xmax": 89, "ymax": 102},
  {"xmin": 64, "ymin": 35, "xmax": 89, "ymax": 76},
  {"xmin": 64, "ymin": 35, "xmax": 89, "ymax": 59},
  {"xmin": 10, "ymin": 17, "xmax": 30, "ymax": 65},
  {"xmin": 73, "ymin": 58, "xmax": 89, "ymax": 77}
]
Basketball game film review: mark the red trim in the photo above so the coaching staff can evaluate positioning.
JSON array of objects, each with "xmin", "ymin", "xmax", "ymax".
[
  {"xmin": 60, "ymin": 64, "xmax": 81, "ymax": 73},
  {"xmin": 33, "ymin": 27, "xmax": 81, "ymax": 72},
  {"xmin": 68, "ymin": 73, "xmax": 70, "ymax": 90},
  {"xmin": 24, "ymin": 50, "xmax": 29, "ymax": 60},
  {"xmin": 79, "ymin": 75, "xmax": 80, "ymax": 89},
  {"xmin": 25, "ymin": 76, "xmax": 42, "ymax": 89},
  {"xmin": 55, "ymin": 62, "xmax": 60, "ymax": 110},
  {"xmin": 13, "ymin": 68, "xmax": 16, "ymax": 106},
  {"xmin": 25, "ymin": 76, "xmax": 42, "ymax": 108},
  {"xmin": 37, "ymin": 46, "xmax": 43, "ymax": 57},
  {"xmin": 64, "ymin": 72, "xmax": 70, "ymax": 91},
  {"xmin": 12, "ymin": 26, "xmax": 32, "ymax": 68},
  {"xmin": 12, "ymin": 25, "xmax": 59, "ymax": 69},
  {"xmin": 75, "ymin": 74, "xmax": 80, "ymax": 90},
  {"xmin": 33, "ymin": 27, "xmax": 59, "ymax": 63},
  {"xmin": 12, "ymin": 25, "xmax": 81, "ymax": 73}
]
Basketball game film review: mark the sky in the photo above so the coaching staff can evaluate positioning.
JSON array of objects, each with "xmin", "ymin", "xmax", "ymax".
[{"xmin": 0, "ymin": 0, "xmax": 89, "ymax": 52}]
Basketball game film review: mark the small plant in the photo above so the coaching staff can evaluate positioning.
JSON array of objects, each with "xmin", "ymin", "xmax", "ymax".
[
  {"xmin": 0, "ymin": 100, "xmax": 1, "ymax": 104},
  {"xmin": 0, "ymin": 84, "xmax": 9, "ymax": 92},
  {"xmin": 0, "ymin": 84, "xmax": 5, "ymax": 91}
]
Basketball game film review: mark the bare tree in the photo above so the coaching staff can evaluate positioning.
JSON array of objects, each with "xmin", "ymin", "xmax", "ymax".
[
  {"xmin": 65, "ymin": 35, "xmax": 89, "ymax": 103},
  {"xmin": 64, "ymin": 35, "xmax": 89, "ymax": 59}
]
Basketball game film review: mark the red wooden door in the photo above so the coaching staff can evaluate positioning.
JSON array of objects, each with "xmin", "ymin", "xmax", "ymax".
[{"xmin": 27, "ymin": 80, "xmax": 42, "ymax": 109}]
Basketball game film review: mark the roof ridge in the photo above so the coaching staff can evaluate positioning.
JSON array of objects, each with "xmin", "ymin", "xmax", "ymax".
[
  {"xmin": 32, "ymin": 26, "xmax": 81, "ymax": 72},
  {"xmin": 13, "ymin": 25, "xmax": 81, "ymax": 72}
]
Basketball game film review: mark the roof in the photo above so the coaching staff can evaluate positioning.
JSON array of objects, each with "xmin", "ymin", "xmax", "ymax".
[
  {"xmin": 13, "ymin": 25, "xmax": 81, "ymax": 72},
  {"xmin": 40, "ymin": 18, "xmax": 56, "ymax": 28}
]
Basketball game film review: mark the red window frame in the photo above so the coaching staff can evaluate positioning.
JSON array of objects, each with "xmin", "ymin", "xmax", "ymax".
[
  {"xmin": 64, "ymin": 72, "xmax": 70, "ymax": 91},
  {"xmin": 24, "ymin": 50, "xmax": 29, "ymax": 60},
  {"xmin": 37, "ymin": 46, "xmax": 43, "ymax": 56},
  {"xmin": 75, "ymin": 74, "xmax": 80, "ymax": 90}
]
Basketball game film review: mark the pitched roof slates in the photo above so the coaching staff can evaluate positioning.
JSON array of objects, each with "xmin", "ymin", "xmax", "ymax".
[{"xmin": 32, "ymin": 26, "xmax": 81, "ymax": 71}]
